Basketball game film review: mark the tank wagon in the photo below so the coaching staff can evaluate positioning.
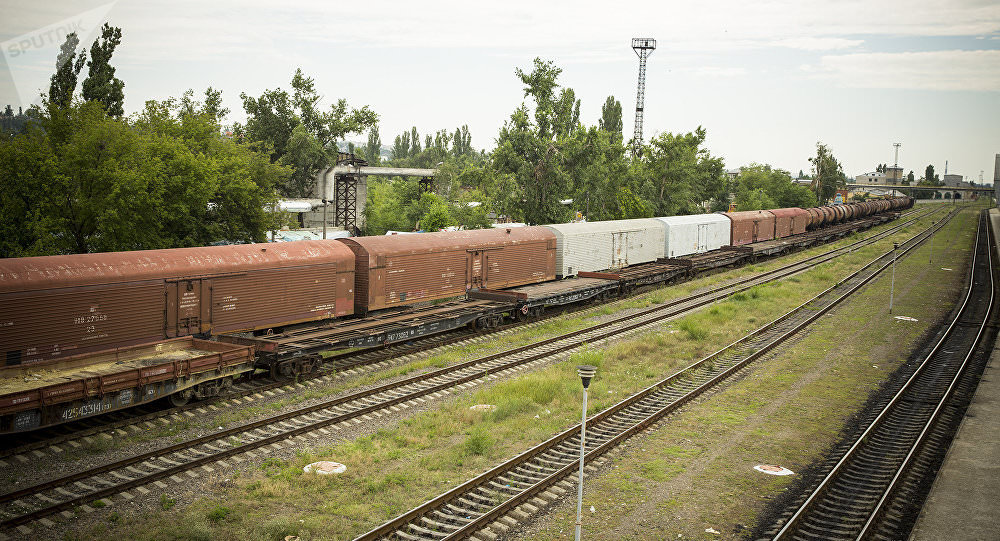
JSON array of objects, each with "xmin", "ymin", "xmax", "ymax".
[
  {"xmin": 0, "ymin": 241, "xmax": 355, "ymax": 367},
  {"xmin": 339, "ymin": 227, "xmax": 556, "ymax": 314}
]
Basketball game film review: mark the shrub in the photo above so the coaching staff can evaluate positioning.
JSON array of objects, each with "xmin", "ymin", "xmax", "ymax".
[
  {"xmin": 463, "ymin": 428, "xmax": 494, "ymax": 456},
  {"xmin": 206, "ymin": 506, "xmax": 231, "ymax": 523}
]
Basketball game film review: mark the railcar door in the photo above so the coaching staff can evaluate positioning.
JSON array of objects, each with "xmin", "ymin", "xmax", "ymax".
[
  {"xmin": 166, "ymin": 279, "xmax": 207, "ymax": 337},
  {"xmin": 467, "ymin": 250, "xmax": 484, "ymax": 289},
  {"xmin": 697, "ymin": 224, "xmax": 709, "ymax": 253},
  {"xmin": 612, "ymin": 232, "xmax": 628, "ymax": 269},
  {"xmin": 752, "ymin": 220, "xmax": 760, "ymax": 242}
]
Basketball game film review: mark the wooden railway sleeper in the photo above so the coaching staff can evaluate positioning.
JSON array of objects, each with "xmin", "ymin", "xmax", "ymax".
[
  {"xmin": 406, "ymin": 521, "xmax": 450, "ymax": 538},
  {"xmin": 418, "ymin": 515, "xmax": 460, "ymax": 533}
]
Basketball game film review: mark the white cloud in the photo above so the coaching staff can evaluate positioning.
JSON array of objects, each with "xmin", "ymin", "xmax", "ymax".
[
  {"xmin": 809, "ymin": 50, "xmax": 1000, "ymax": 91},
  {"xmin": 771, "ymin": 37, "xmax": 864, "ymax": 51},
  {"xmin": 678, "ymin": 66, "xmax": 748, "ymax": 78}
]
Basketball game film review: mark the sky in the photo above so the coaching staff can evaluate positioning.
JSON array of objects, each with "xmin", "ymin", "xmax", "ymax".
[{"xmin": 2, "ymin": 0, "xmax": 999, "ymax": 183}]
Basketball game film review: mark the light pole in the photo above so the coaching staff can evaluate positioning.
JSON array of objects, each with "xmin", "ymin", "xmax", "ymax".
[
  {"xmin": 575, "ymin": 365, "xmax": 597, "ymax": 541},
  {"xmin": 889, "ymin": 242, "xmax": 899, "ymax": 314},
  {"xmin": 322, "ymin": 198, "xmax": 329, "ymax": 239}
]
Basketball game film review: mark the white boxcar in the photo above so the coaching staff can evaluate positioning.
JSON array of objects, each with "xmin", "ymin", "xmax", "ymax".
[
  {"xmin": 543, "ymin": 219, "xmax": 665, "ymax": 277},
  {"xmin": 655, "ymin": 214, "xmax": 731, "ymax": 258}
]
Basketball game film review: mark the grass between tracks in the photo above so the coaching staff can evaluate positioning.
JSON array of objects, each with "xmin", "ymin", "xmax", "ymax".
[
  {"xmin": 524, "ymin": 205, "xmax": 981, "ymax": 541},
  {"xmin": 62, "ymin": 204, "xmax": 975, "ymax": 540}
]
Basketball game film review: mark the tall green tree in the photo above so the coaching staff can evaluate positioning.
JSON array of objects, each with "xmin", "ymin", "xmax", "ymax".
[
  {"xmin": 641, "ymin": 127, "xmax": 726, "ymax": 215},
  {"xmin": 809, "ymin": 142, "xmax": 846, "ymax": 203},
  {"xmin": 452, "ymin": 125, "xmax": 472, "ymax": 157},
  {"xmin": 364, "ymin": 125, "xmax": 382, "ymax": 164},
  {"xmin": 235, "ymin": 69, "xmax": 377, "ymax": 196},
  {"xmin": 733, "ymin": 164, "xmax": 815, "ymax": 210},
  {"xmin": 924, "ymin": 164, "xmax": 940, "ymax": 185},
  {"xmin": 0, "ymin": 93, "xmax": 286, "ymax": 256},
  {"xmin": 598, "ymin": 96, "xmax": 623, "ymax": 136},
  {"xmin": 282, "ymin": 124, "xmax": 327, "ymax": 197},
  {"xmin": 81, "ymin": 23, "xmax": 125, "ymax": 118},
  {"xmin": 49, "ymin": 32, "xmax": 87, "ymax": 108}
]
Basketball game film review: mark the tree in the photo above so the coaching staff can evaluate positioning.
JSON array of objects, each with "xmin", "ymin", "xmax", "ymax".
[
  {"xmin": 409, "ymin": 126, "xmax": 421, "ymax": 157},
  {"xmin": 0, "ymin": 92, "xmax": 286, "ymax": 256},
  {"xmin": 598, "ymin": 96, "xmax": 623, "ymax": 136},
  {"xmin": 809, "ymin": 143, "xmax": 846, "ymax": 203},
  {"xmin": 733, "ymin": 164, "xmax": 815, "ymax": 210},
  {"xmin": 235, "ymin": 69, "xmax": 377, "ymax": 196},
  {"xmin": 364, "ymin": 125, "xmax": 381, "ymax": 165},
  {"xmin": 906, "ymin": 170, "xmax": 915, "ymax": 184},
  {"xmin": 452, "ymin": 125, "xmax": 472, "ymax": 158},
  {"xmin": 49, "ymin": 32, "xmax": 87, "ymax": 108},
  {"xmin": 81, "ymin": 23, "xmax": 125, "ymax": 117},
  {"xmin": 924, "ymin": 164, "xmax": 941, "ymax": 186},
  {"xmin": 281, "ymin": 124, "xmax": 327, "ymax": 197},
  {"xmin": 641, "ymin": 127, "xmax": 726, "ymax": 215},
  {"xmin": 515, "ymin": 58, "xmax": 562, "ymax": 140},
  {"xmin": 418, "ymin": 196, "xmax": 455, "ymax": 231}
]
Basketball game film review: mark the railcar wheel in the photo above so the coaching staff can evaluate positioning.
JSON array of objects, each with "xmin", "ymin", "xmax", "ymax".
[{"xmin": 169, "ymin": 389, "xmax": 193, "ymax": 407}]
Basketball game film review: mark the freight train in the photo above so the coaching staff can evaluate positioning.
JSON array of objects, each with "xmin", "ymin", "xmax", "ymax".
[{"xmin": 0, "ymin": 198, "xmax": 912, "ymax": 432}]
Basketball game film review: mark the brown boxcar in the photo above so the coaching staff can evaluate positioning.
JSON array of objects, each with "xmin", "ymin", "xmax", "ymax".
[
  {"xmin": 769, "ymin": 208, "xmax": 811, "ymax": 238},
  {"xmin": 339, "ymin": 227, "xmax": 557, "ymax": 314},
  {"xmin": 0, "ymin": 241, "xmax": 355, "ymax": 366},
  {"xmin": 720, "ymin": 210, "xmax": 776, "ymax": 246}
]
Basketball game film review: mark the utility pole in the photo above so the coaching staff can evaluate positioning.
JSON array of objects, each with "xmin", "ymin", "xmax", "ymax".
[
  {"xmin": 892, "ymin": 142, "xmax": 901, "ymax": 183},
  {"xmin": 631, "ymin": 38, "xmax": 656, "ymax": 158}
]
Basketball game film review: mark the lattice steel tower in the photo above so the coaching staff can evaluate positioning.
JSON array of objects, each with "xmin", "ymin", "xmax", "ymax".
[{"xmin": 631, "ymin": 37, "xmax": 656, "ymax": 157}]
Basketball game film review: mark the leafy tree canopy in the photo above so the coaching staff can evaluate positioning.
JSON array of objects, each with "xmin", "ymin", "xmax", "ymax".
[{"xmin": 234, "ymin": 69, "xmax": 377, "ymax": 196}]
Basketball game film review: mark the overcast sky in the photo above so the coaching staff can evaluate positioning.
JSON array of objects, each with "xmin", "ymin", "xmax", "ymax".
[{"xmin": 2, "ymin": 0, "xmax": 998, "ymax": 182}]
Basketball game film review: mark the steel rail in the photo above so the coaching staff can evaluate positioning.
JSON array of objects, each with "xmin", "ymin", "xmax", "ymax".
[{"xmin": 772, "ymin": 210, "xmax": 991, "ymax": 540}]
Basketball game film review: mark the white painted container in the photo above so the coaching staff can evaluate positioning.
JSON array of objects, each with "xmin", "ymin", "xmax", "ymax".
[
  {"xmin": 543, "ymin": 219, "xmax": 665, "ymax": 277},
  {"xmin": 654, "ymin": 214, "xmax": 731, "ymax": 258}
]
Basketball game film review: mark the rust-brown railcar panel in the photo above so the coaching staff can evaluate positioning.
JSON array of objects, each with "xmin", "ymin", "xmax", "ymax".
[
  {"xmin": 0, "ymin": 282, "xmax": 165, "ymax": 365},
  {"xmin": 487, "ymin": 241, "xmax": 555, "ymax": 287},
  {"xmin": 210, "ymin": 264, "xmax": 351, "ymax": 333},
  {"xmin": 723, "ymin": 211, "xmax": 776, "ymax": 246},
  {"xmin": 342, "ymin": 228, "xmax": 557, "ymax": 313},
  {"xmin": 378, "ymin": 250, "xmax": 468, "ymax": 309}
]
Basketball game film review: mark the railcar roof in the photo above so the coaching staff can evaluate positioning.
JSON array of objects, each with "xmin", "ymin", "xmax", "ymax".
[
  {"xmin": 338, "ymin": 226, "xmax": 555, "ymax": 256},
  {"xmin": 0, "ymin": 240, "xmax": 355, "ymax": 293}
]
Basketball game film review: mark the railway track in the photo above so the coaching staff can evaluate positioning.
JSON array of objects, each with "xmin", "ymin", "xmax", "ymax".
[
  {"xmin": 0, "ymin": 208, "xmax": 934, "ymax": 462},
  {"xmin": 353, "ymin": 208, "xmax": 962, "ymax": 541},
  {"xmin": 762, "ymin": 210, "xmax": 996, "ymax": 541},
  {"xmin": 0, "ymin": 208, "xmax": 945, "ymax": 535}
]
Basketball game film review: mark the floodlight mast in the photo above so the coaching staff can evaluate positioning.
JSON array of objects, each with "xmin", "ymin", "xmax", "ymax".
[{"xmin": 631, "ymin": 37, "xmax": 656, "ymax": 157}]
